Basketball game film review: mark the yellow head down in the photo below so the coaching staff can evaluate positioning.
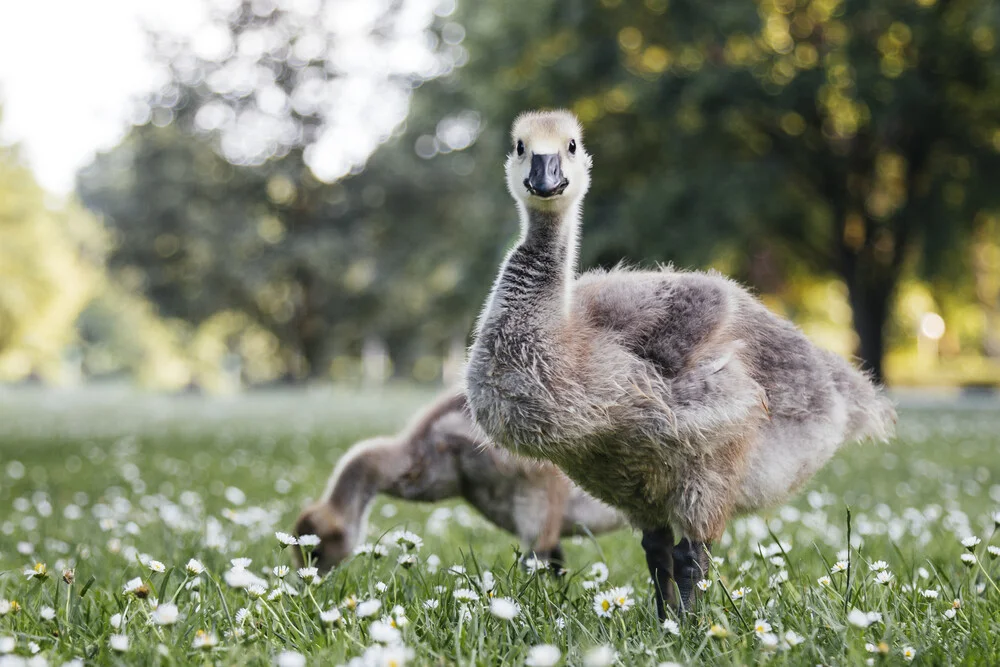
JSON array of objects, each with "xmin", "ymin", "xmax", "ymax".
[{"xmin": 505, "ymin": 109, "xmax": 592, "ymax": 213}]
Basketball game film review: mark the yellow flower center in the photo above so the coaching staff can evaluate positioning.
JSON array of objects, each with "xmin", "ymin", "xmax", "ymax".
[{"xmin": 601, "ymin": 600, "xmax": 611, "ymax": 611}]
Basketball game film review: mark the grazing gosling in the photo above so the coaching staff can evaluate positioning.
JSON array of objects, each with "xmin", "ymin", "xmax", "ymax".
[
  {"xmin": 465, "ymin": 110, "xmax": 896, "ymax": 619},
  {"xmin": 293, "ymin": 391, "xmax": 623, "ymax": 572}
]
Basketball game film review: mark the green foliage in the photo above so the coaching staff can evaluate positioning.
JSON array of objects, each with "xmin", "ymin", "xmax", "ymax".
[
  {"xmin": 0, "ymin": 141, "xmax": 107, "ymax": 382},
  {"xmin": 77, "ymin": 0, "xmax": 1000, "ymax": 383},
  {"xmin": 1, "ymin": 389, "xmax": 999, "ymax": 664}
]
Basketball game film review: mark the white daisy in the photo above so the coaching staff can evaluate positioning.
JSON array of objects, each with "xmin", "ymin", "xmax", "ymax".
[
  {"xmin": 109, "ymin": 634, "xmax": 129, "ymax": 652},
  {"xmin": 297, "ymin": 534, "xmax": 321, "ymax": 548},
  {"xmin": 231, "ymin": 558, "xmax": 252, "ymax": 570},
  {"xmin": 874, "ymin": 570, "xmax": 893, "ymax": 585},
  {"xmin": 988, "ymin": 545, "xmax": 1000, "ymax": 559},
  {"xmin": 275, "ymin": 532, "xmax": 298, "ymax": 546},
  {"xmin": 696, "ymin": 579, "xmax": 712, "ymax": 591},
  {"xmin": 869, "ymin": 560, "xmax": 888, "ymax": 572},
  {"xmin": 453, "ymin": 588, "xmax": 479, "ymax": 603},
  {"xmin": 609, "ymin": 586, "xmax": 634, "ymax": 612},
  {"xmin": 275, "ymin": 651, "xmax": 306, "ymax": 667},
  {"xmin": 847, "ymin": 609, "xmax": 874, "ymax": 628},
  {"xmin": 273, "ymin": 565, "xmax": 289, "ymax": 578},
  {"xmin": 369, "ymin": 619, "xmax": 401, "ymax": 644},
  {"xmin": 525, "ymin": 644, "xmax": 561, "ymax": 667},
  {"xmin": 390, "ymin": 530, "xmax": 423, "ymax": 551},
  {"xmin": 903, "ymin": 646, "xmax": 916, "ymax": 662},
  {"xmin": 759, "ymin": 632, "xmax": 779, "ymax": 650},
  {"xmin": 592, "ymin": 591, "xmax": 615, "ymax": 618},
  {"xmin": 753, "ymin": 618, "xmax": 771, "ymax": 637},
  {"xmin": 583, "ymin": 644, "xmax": 618, "ymax": 667},
  {"xmin": 921, "ymin": 589, "xmax": 939, "ymax": 599},
  {"xmin": 191, "ymin": 630, "xmax": 218, "ymax": 650},
  {"xmin": 235, "ymin": 608, "xmax": 251, "ymax": 625},
  {"xmin": 320, "ymin": 608, "xmax": 342, "ymax": 624},
  {"xmin": 830, "ymin": 561, "xmax": 848, "ymax": 574},
  {"xmin": 186, "ymin": 559, "xmax": 205, "ymax": 575},
  {"xmin": 375, "ymin": 581, "xmax": 388, "ymax": 593},
  {"xmin": 817, "ymin": 575, "xmax": 832, "ymax": 586},
  {"xmin": 422, "ymin": 599, "xmax": 440, "ymax": 610},
  {"xmin": 961, "ymin": 536, "xmax": 980, "ymax": 550},
  {"xmin": 662, "ymin": 618, "xmax": 680, "ymax": 635},
  {"xmin": 489, "ymin": 597, "xmax": 521, "ymax": 621},
  {"xmin": 783, "ymin": 630, "xmax": 804, "ymax": 647},
  {"xmin": 960, "ymin": 553, "xmax": 977, "ymax": 567},
  {"xmin": 944, "ymin": 608, "xmax": 957, "ymax": 619},
  {"xmin": 398, "ymin": 554, "xmax": 417, "ymax": 568},
  {"xmin": 356, "ymin": 599, "xmax": 382, "ymax": 618},
  {"xmin": 39, "ymin": 606, "xmax": 55, "ymax": 621},
  {"xmin": 730, "ymin": 587, "xmax": 750, "ymax": 601},
  {"xmin": 152, "ymin": 603, "xmax": 179, "ymax": 626},
  {"xmin": 297, "ymin": 567, "xmax": 319, "ymax": 584},
  {"xmin": 707, "ymin": 624, "xmax": 729, "ymax": 638}
]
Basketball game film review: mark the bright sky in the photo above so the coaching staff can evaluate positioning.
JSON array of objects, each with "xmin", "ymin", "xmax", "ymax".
[
  {"xmin": 0, "ymin": 0, "xmax": 450, "ymax": 195},
  {"xmin": 0, "ymin": 0, "xmax": 206, "ymax": 194}
]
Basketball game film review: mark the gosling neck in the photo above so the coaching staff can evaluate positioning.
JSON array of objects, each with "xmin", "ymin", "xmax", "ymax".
[
  {"xmin": 324, "ymin": 438, "xmax": 404, "ymax": 536},
  {"xmin": 501, "ymin": 200, "xmax": 583, "ymax": 314}
]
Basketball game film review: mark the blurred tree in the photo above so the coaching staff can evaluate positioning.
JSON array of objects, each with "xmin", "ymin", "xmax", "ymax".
[
  {"xmin": 409, "ymin": 0, "xmax": 1000, "ymax": 381},
  {"xmin": 0, "ymin": 136, "xmax": 107, "ymax": 382}
]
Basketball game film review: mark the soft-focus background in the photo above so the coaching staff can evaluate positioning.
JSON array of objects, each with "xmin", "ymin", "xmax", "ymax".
[{"xmin": 2, "ymin": 0, "xmax": 1000, "ymax": 393}]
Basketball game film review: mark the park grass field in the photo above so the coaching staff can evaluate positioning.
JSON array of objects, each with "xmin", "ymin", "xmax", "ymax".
[{"xmin": 0, "ymin": 386, "xmax": 999, "ymax": 666}]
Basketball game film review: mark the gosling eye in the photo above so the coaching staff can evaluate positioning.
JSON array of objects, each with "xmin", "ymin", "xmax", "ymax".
[
  {"xmin": 516, "ymin": 140, "xmax": 525, "ymax": 157},
  {"xmin": 568, "ymin": 139, "xmax": 577, "ymax": 155}
]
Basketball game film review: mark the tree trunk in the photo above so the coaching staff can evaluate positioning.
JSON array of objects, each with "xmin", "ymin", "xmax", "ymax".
[{"xmin": 844, "ymin": 275, "xmax": 891, "ymax": 384}]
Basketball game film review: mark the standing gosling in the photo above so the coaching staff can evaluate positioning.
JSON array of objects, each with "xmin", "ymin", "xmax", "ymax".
[
  {"xmin": 465, "ymin": 109, "xmax": 896, "ymax": 619},
  {"xmin": 293, "ymin": 391, "xmax": 623, "ymax": 572}
]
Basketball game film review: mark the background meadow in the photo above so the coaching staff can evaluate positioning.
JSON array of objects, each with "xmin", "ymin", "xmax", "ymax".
[{"xmin": 1, "ymin": 387, "xmax": 999, "ymax": 666}]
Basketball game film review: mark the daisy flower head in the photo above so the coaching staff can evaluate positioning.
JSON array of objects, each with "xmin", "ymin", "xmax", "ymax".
[
  {"xmin": 448, "ymin": 565, "xmax": 466, "ymax": 576},
  {"xmin": 830, "ymin": 561, "xmax": 848, "ymax": 574},
  {"xmin": 246, "ymin": 583, "xmax": 267, "ymax": 599},
  {"xmin": 753, "ymin": 618, "xmax": 772, "ymax": 637},
  {"xmin": 696, "ymin": 579, "xmax": 712, "ymax": 592},
  {"xmin": 273, "ymin": 565, "xmax": 289, "ymax": 578},
  {"xmin": 356, "ymin": 599, "xmax": 382, "ymax": 618},
  {"xmin": 524, "ymin": 556, "xmax": 549, "ymax": 574},
  {"xmin": 489, "ymin": 597, "xmax": 521, "ymax": 621},
  {"xmin": 480, "ymin": 570, "xmax": 496, "ymax": 593},
  {"xmin": 191, "ymin": 629, "xmax": 218, "ymax": 650},
  {"xmin": 109, "ymin": 634, "xmax": 129, "ymax": 652},
  {"xmin": 62, "ymin": 568, "xmax": 75, "ymax": 584},
  {"xmin": 369, "ymin": 619, "xmax": 401, "ymax": 644},
  {"xmin": 298, "ymin": 567, "xmax": 319, "ymax": 584},
  {"xmin": 759, "ymin": 632, "xmax": 779, "ymax": 651},
  {"xmin": 453, "ymin": 588, "xmax": 479, "ymax": 603},
  {"xmin": 275, "ymin": 651, "xmax": 306, "ymax": 667},
  {"xmin": 148, "ymin": 560, "xmax": 166, "ymax": 573},
  {"xmin": 707, "ymin": 623, "xmax": 729, "ymax": 639},
  {"xmin": 391, "ymin": 530, "xmax": 423, "ymax": 551},
  {"xmin": 235, "ymin": 607, "xmax": 251, "ymax": 625},
  {"xmin": 186, "ymin": 559, "xmax": 205, "ymax": 575},
  {"xmin": 582, "ymin": 562, "xmax": 609, "ymax": 589},
  {"xmin": 398, "ymin": 554, "xmax": 417, "ymax": 568},
  {"xmin": 525, "ymin": 644, "xmax": 561, "ymax": 667},
  {"xmin": 39, "ymin": 606, "xmax": 55, "ymax": 621},
  {"xmin": 24, "ymin": 562, "xmax": 48, "ymax": 580},
  {"xmin": 592, "ymin": 591, "xmax": 615, "ymax": 618},
  {"xmin": 988, "ymin": 545, "xmax": 1000, "ymax": 559},
  {"xmin": 231, "ymin": 558, "xmax": 252, "ymax": 570},
  {"xmin": 375, "ymin": 581, "xmax": 388, "ymax": 593},
  {"xmin": 0, "ymin": 637, "xmax": 14, "ymax": 653},
  {"xmin": 921, "ymin": 589, "xmax": 939, "ymax": 599},
  {"xmin": 874, "ymin": 570, "xmax": 894, "ymax": 585},
  {"xmin": 868, "ymin": 560, "xmax": 888, "ymax": 572},
  {"xmin": 961, "ymin": 536, "xmax": 980, "ymax": 550},
  {"xmin": 297, "ymin": 534, "xmax": 321, "ymax": 548},
  {"xmin": 662, "ymin": 618, "xmax": 680, "ymax": 635},
  {"xmin": 768, "ymin": 570, "xmax": 789, "ymax": 588},
  {"xmin": 992, "ymin": 510, "xmax": 1000, "ymax": 529},
  {"xmin": 320, "ymin": 608, "xmax": 342, "ymax": 625},
  {"xmin": 275, "ymin": 532, "xmax": 298, "ymax": 546},
  {"xmin": 730, "ymin": 587, "xmax": 750, "ymax": 601},
  {"xmin": 583, "ymin": 644, "xmax": 618, "ymax": 667},
  {"xmin": 609, "ymin": 586, "xmax": 635, "ymax": 611},
  {"xmin": 848, "ymin": 608, "xmax": 874, "ymax": 628},
  {"xmin": 903, "ymin": 646, "xmax": 916, "ymax": 662},
  {"xmin": 960, "ymin": 553, "xmax": 976, "ymax": 567},
  {"xmin": 422, "ymin": 599, "xmax": 439, "ymax": 610},
  {"xmin": 152, "ymin": 603, "xmax": 179, "ymax": 626},
  {"xmin": 944, "ymin": 608, "xmax": 957, "ymax": 620},
  {"xmin": 123, "ymin": 577, "xmax": 149, "ymax": 598},
  {"xmin": 783, "ymin": 630, "xmax": 804, "ymax": 647},
  {"xmin": 817, "ymin": 575, "xmax": 832, "ymax": 586},
  {"xmin": 0, "ymin": 600, "xmax": 12, "ymax": 617}
]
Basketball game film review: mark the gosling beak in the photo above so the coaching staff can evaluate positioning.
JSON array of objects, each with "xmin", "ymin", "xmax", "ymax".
[{"xmin": 524, "ymin": 153, "xmax": 569, "ymax": 198}]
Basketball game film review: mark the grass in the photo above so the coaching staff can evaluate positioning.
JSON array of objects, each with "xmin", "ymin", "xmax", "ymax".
[{"xmin": 0, "ymin": 385, "xmax": 999, "ymax": 666}]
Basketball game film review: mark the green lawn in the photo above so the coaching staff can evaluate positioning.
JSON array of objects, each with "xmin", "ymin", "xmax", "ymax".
[{"xmin": 0, "ymin": 386, "xmax": 998, "ymax": 666}]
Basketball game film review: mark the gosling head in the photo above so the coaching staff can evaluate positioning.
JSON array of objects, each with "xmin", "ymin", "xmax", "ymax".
[
  {"xmin": 293, "ymin": 502, "xmax": 355, "ymax": 573},
  {"xmin": 506, "ymin": 109, "xmax": 591, "ymax": 214}
]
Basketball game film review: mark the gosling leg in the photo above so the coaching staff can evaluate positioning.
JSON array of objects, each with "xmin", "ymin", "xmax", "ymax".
[
  {"xmin": 641, "ymin": 527, "xmax": 677, "ymax": 622},
  {"xmin": 672, "ymin": 538, "xmax": 711, "ymax": 612}
]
